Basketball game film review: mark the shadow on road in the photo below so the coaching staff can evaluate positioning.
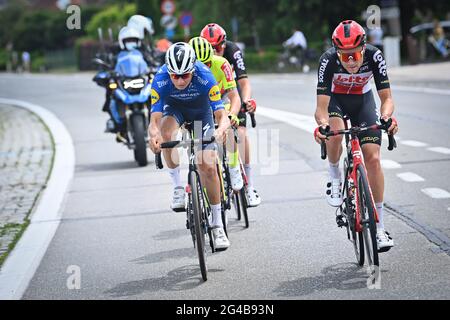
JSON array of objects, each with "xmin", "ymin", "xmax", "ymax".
[
  {"xmin": 104, "ymin": 265, "xmax": 224, "ymax": 298},
  {"xmin": 153, "ymin": 228, "xmax": 189, "ymax": 241},
  {"xmin": 131, "ymin": 247, "xmax": 197, "ymax": 265},
  {"xmin": 274, "ymin": 262, "xmax": 382, "ymax": 297}
]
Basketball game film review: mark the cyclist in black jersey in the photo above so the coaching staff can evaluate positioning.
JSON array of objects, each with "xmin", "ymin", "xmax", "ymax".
[
  {"xmin": 314, "ymin": 20, "xmax": 399, "ymax": 252},
  {"xmin": 201, "ymin": 23, "xmax": 261, "ymax": 207}
]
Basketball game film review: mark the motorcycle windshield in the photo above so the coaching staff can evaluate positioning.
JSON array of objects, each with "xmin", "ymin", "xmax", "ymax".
[{"xmin": 114, "ymin": 50, "xmax": 149, "ymax": 78}]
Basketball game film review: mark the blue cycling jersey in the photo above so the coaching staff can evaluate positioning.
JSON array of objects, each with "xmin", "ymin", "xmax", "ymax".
[{"xmin": 150, "ymin": 61, "xmax": 225, "ymax": 114}]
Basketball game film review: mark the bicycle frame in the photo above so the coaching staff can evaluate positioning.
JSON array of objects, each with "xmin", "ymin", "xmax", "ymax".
[{"xmin": 342, "ymin": 118, "xmax": 379, "ymax": 233}]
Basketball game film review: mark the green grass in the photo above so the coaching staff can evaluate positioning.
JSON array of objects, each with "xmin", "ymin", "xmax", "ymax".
[{"xmin": 0, "ymin": 220, "xmax": 30, "ymax": 266}]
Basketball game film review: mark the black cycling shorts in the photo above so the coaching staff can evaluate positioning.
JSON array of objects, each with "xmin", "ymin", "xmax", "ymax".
[{"xmin": 328, "ymin": 91, "xmax": 381, "ymax": 146}]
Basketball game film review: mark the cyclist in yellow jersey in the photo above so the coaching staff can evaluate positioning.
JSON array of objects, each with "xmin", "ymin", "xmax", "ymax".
[{"xmin": 189, "ymin": 36, "xmax": 244, "ymax": 191}]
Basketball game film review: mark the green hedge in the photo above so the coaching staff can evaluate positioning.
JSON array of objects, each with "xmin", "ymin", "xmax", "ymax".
[{"xmin": 244, "ymin": 51, "xmax": 279, "ymax": 72}]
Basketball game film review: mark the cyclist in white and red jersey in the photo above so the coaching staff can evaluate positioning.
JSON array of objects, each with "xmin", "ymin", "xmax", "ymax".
[{"xmin": 314, "ymin": 20, "xmax": 399, "ymax": 252}]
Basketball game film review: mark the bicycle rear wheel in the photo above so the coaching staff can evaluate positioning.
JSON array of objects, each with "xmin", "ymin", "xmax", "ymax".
[
  {"xmin": 190, "ymin": 170, "xmax": 208, "ymax": 281},
  {"xmin": 356, "ymin": 165, "xmax": 379, "ymax": 270}
]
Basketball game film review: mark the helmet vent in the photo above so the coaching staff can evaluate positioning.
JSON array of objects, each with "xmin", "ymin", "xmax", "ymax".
[{"xmin": 344, "ymin": 24, "xmax": 351, "ymax": 38}]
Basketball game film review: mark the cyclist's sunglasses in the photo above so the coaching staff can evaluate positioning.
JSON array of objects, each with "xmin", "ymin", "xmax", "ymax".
[
  {"xmin": 213, "ymin": 41, "xmax": 226, "ymax": 51},
  {"xmin": 337, "ymin": 49, "xmax": 364, "ymax": 63},
  {"xmin": 170, "ymin": 72, "xmax": 192, "ymax": 80}
]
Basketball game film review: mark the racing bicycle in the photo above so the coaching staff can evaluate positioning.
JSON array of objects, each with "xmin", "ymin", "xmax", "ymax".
[{"xmin": 319, "ymin": 117, "xmax": 396, "ymax": 273}]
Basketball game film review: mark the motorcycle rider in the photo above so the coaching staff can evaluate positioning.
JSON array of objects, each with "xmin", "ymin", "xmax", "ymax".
[
  {"xmin": 105, "ymin": 26, "xmax": 149, "ymax": 135},
  {"xmin": 127, "ymin": 15, "xmax": 164, "ymax": 66}
]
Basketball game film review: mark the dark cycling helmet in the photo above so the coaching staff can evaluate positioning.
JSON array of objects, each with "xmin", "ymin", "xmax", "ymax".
[
  {"xmin": 200, "ymin": 23, "xmax": 227, "ymax": 47},
  {"xmin": 332, "ymin": 20, "xmax": 366, "ymax": 50}
]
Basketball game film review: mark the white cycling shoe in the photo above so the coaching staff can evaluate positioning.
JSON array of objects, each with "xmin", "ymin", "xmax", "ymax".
[
  {"xmin": 229, "ymin": 166, "xmax": 244, "ymax": 191},
  {"xmin": 246, "ymin": 187, "xmax": 261, "ymax": 207},
  {"xmin": 376, "ymin": 229, "xmax": 394, "ymax": 253},
  {"xmin": 212, "ymin": 227, "xmax": 230, "ymax": 251},
  {"xmin": 171, "ymin": 186, "xmax": 186, "ymax": 212},
  {"xmin": 326, "ymin": 179, "xmax": 343, "ymax": 207}
]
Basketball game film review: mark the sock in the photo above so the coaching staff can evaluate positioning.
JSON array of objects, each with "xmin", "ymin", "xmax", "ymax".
[
  {"xmin": 329, "ymin": 161, "xmax": 341, "ymax": 180},
  {"xmin": 376, "ymin": 202, "xmax": 385, "ymax": 230},
  {"xmin": 244, "ymin": 164, "xmax": 253, "ymax": 189},
  {"xmin": 211, "ymin": 204, "xmax": 223, "ymax": 227},
  {"xmin": 229, "ymin": 151, "xmax": 239, "ymax": 168},
  {"xmin": 168, "ymin": 167, "xmax": 182, "ymax": 189}
]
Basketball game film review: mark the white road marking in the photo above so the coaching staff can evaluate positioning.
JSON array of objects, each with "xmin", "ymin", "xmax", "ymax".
[
  {"xmin": 381, "ymin": 159, "xmax": 402, "ymax": 169},
  {"xmin": 257, "ymin": 106, "xmax": 317, "ymax": 133},
  {"xmin": 421, "ymin": 188, "xmax": 450, "ymax": 199},
  {"xmin": 393, "ymin": 85, "xmax": 450, "ymax": 96},
  {"xmin": 382, "ymin": 134, "xmax": 401, "ymax": 142},
  {"xmin": 427, "ymin": 147, "xmax": 450, "ymax": 155},
  {"xmin": 396, "ymin": 172, "xmax": 425, "ymax": 182},
  {"xmin": 0, "ymin": 98, "xmax": 75, "ymax": 300},
  {"xmin": 400, "ymin": 140, "xmax": 428, "ymax": 147}
]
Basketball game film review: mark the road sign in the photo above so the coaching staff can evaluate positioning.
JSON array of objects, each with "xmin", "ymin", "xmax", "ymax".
[
  {"xmin": 160, "ymin": 14, "xmax": 178, "ymax": 30},
  {"xmin": 179, "ymin": 12, "xmax": 193, "ymax": 27},
  {"xmin": 165, "ymin": 28, "xmax": 175, "ymax": 40},
  {"xmin": 161, "ymin": 0, "xmax": 176, "ymax": 15}
]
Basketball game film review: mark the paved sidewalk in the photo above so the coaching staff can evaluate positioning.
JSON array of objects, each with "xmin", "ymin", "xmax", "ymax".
[
  {"xmin": 388, "ymin": 62, "xmax": 450, "ymax": 88},
  {"xmin": 0, "ymin": 104, "xmax": 53, "ymax": 264}
]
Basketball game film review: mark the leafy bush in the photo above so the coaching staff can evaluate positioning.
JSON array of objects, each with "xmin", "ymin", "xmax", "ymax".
[
  {"xmin": 244, "ymin": 50, "xmax": 279, "ymax": 72},
  {"xmin": 85, "ymin": 4, "xmax": 137, "ymax": 41}
]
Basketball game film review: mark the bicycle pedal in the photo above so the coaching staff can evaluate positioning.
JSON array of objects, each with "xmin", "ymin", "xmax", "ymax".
[
  {"xmin": 336, "ymin": 216, "xmax": 347, "ymax": 228},
  {"xmin": 185, "ymin": 220, "xmax": 190, "ymax": 230},
  {"xmin": 172, "ymin": 207, "xmax": 186, "ymax": 213}
]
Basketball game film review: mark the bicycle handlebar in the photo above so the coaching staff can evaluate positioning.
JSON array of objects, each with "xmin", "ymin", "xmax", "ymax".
[
  {"xmin": 319, "ymin": 125, "xmax": 330, "ymax": 160},
  {"xmin": 319, "ymin": 120, "xmax": 397, "ymax": 160},
  {"xmin": 241, "ymin": 101, "xmax": 256, "ymax": 128},
  {"xmin": 160, "ymin": 136, "xmax": 215, "ymax": 149},
  {"xmin": 155, "ymin": 152, "xmax": 163, "ymax": 169}
]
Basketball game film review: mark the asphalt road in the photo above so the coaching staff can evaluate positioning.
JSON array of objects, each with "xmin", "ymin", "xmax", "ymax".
[{"xmin": 0, "ymin": 67, "xmax": 449, "ymax": 300}]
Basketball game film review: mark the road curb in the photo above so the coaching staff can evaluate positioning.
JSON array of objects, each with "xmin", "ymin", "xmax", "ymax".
[{"xmin": 0, "ymin": 98, "xmax": 75, "ymax": 299}]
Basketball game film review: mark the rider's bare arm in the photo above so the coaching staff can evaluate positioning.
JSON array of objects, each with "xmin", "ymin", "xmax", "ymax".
[
  {"xmin": 226, "ymin": 88, "xmax": 241, "ymax": 116},
  {"xmin": 315, "ymin": 95, "xmax": 331, "ymax": 127},
  {"xmin": 149, "ymin": 112, "xmax": 163, "ymax": 153},
  {"xmin": 214, "ymin": 108, "xmax": 231, "ymax": 143},
  {"xmin": 314, "ymin": 95, "xmax": 331, "ymax": 143},
  {"xmin": 238, "ymin": 78, "xmax": 252, "ymax": 103},
  {"xmin": 149, "ymin": 112, "xmax": 162, "ymax": 137},
  {"xmin": 378, "ymin": 88, "xmax": 394, "ymax": 119},
  {"xmin": 378, "ymin": 88, "xmax": 398, "ymax": 134}
]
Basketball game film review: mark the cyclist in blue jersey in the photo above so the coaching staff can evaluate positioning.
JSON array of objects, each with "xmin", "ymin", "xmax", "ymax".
[{"xmin": 148, "ymin": 43, "xmax": 231, "ymax": 250}]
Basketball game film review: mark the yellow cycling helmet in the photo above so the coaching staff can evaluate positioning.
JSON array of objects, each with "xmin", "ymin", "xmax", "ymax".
[{"xmin": 189, "ymin": 36, "xmax": 213, "ymax": 64}]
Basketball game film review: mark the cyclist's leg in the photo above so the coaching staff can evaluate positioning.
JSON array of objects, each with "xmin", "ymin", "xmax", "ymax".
[
  {"xmin": 357, "ymin": 93, "xmax": 384, "ymax": 226},
  {"xmin": 237, "ymin": 115, "xmax": 261, "ymax": 206},
  {"xmin": 161, "ymin": 108, "xmax": 182, "ymax": 170},
  {"xmin": 161, "ymin": 107, "xmax": 184, "ymax": 210},
  {"xmin": 327, "ymin": 96, "xmax": 345, "ymax": 164},
  {"xmin": 325, "ymin": 97, "xmax": 346, "ymax": 207},
  {"xmin": 192, "ymin": 109, "xmax": 222, "ymax": 218},
  {"xmin": 194, "ymin": 111, "xmax": 230, "ymax": 248}
]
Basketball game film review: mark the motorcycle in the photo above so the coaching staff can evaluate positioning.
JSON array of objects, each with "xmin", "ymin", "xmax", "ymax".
[
  {"xmin": 277, "ymin": 45, "xmax": 312, "ymax": 73},
  {"xmin": 93, "ymin": 51, "xmax": 155, "ymax": 167}
]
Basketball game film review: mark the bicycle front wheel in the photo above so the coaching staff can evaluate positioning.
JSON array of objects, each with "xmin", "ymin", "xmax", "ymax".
[
  {"xmin": 240, "ymin": 188, "xmax": 249, "ymax": 228},
  {"xmin": 190, "ymin": 170, "xmax": 208, "ymax": 281},
  {"xmin": 344, "ymin": 187, "xmax": 364, "ymax": 266},
  {"xmin": 356, "ymin": 165, "xmax": 379, "ymax": 270}
]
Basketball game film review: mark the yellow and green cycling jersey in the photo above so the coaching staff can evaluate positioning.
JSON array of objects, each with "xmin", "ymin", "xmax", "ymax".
[{"xmin": 208, "ymin": 55, "xmax": 237, "ymax": 96}]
